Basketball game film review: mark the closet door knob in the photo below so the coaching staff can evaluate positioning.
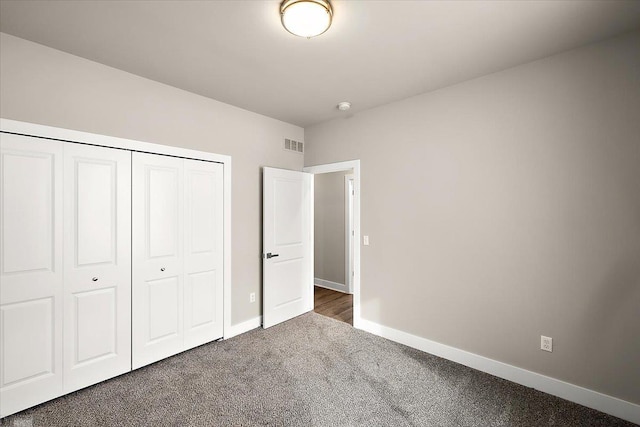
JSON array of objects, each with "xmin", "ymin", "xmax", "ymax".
[
  {"xmin": 92, "ymin": 277, "xmax": 98, "ymax": 282},
  {"xmin": 160, "ymin": 267, "xmax": 166, "ymax": 272}
]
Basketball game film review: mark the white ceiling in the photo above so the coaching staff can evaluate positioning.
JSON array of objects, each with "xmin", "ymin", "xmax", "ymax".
[{"xmin": 1, "ymin": 1, "xmax": 639, "ymax": 127}]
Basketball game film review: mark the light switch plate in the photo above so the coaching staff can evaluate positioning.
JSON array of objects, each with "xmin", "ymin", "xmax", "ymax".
[{"xmin": 363, "ymin": 235, "xmax": 369, "ymax": 245}]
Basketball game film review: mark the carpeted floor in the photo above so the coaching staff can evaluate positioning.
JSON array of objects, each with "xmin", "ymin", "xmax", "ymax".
[{"xmin": 1, "ymin": 312, "xmax": 635, "ymax": 426}]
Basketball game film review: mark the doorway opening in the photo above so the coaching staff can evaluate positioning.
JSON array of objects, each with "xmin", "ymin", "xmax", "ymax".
[{"xmin": 304, "ymin": 160, "xmax": 361, "ymax": 327}]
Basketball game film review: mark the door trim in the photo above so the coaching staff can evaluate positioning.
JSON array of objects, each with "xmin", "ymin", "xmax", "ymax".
[
  {"xmin": 0, "ymin": 118, "xmax": 233, "ymax": 340},
  {"xmin": 303, "ymin": 160, "xmax": 361, "ymax": 328},
  {"xmin": 344, "ymin": 174, "xmax": 354, "ymax": 294}
]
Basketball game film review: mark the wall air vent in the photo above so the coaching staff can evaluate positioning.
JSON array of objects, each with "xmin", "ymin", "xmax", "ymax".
[{"xmin": 284, "ymin": 138, "xmax": 304, "ymax": 154}]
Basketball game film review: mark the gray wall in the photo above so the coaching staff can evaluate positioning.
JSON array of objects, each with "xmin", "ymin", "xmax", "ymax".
[
  {"xmin": 0, "ymin": 33, "xmax": 304, "ymax": 326},
  {"xmin": 314, "ymin": 171, "xmax": 350, "ymax": 285},
  {"xmin": 304, "ymin": 31, "xmax": 640, "ymax": 404}
]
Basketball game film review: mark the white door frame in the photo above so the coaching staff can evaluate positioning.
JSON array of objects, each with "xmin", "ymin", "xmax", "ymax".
[
  {"xmin": 303, "ymin": 160, "xmax": 361, "ymax": 328},
  {"xmin": 344, "ymin": 174, "xmax": 354, "ymax": 294}
]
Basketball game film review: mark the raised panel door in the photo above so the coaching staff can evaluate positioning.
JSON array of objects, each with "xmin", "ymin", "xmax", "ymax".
[
  {"xmin": 132, "ymin": 152, "xmax": 184, "ymax": 369},
  {"xmin": 262, "ymin": 167, "xmax": 313, "ymax": 329},
  {"xmin": 183, "ymin": 159, "xmax": 223, "ymax": 349},
  {"xmin": 63, "ymin": 143, "xmax": 131, "ymax": 392},
  {"xmin": 0, "ymin": 133, "xmax": 64, "ymax": 417}
]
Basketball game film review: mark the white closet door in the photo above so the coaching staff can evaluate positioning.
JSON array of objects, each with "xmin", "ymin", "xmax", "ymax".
[
  {"xmin": 132, "ymin": 152, "xmax": 184, "ymax": 369},
  {"xmin": 183, "ymin": 159, "xmax": 223, "ymax": 349},
  {"xmin": 63, "ymin": 143, "xmax": 131, "ymax": 392},
  {"xmin": 0, "ymin": 133, "xmax": 64, "ymax": 417}
]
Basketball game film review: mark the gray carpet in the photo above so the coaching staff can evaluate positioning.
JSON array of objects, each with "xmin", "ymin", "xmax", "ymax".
[{"xmin": 1, "ymin": 312, "xmax": 636, "ymax": 426}]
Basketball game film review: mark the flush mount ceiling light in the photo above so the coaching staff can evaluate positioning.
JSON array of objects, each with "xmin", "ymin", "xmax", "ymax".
[
  {"xmin": 281, "ymin": 0, "xmax": 333, "ymax": 38},
  {"xmin": 337, "ymin": 101, "xmax": 351, "ymax": 111}
]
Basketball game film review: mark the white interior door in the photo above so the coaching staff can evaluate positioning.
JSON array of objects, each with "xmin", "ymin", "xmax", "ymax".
[
  {"xmin": 262, "ymin": 167, "xmax": 313, "ymax": 329},
  {"xmin": 0, "ymin": 133, "xmax": 64, "ymax": 417},
  {"xmin": 183, "ymin": 159, "xmax": 223, "ymax": 349},
  {"xmin": 63, "ymin": 143, "xmax": 131, "ymax": 392},
  {"xmin": 132, "ymin": 152, "xmax": 184, "ymax": 369}
]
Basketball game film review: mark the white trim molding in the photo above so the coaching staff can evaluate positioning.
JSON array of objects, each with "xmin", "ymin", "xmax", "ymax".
[
  {"xmin": 224, "ymin": 316, "xmax": 262, "ymax": 340},
  {"xmin": 344, "ymin": 174, "xmax": 354, "ymax": 294},
  {"xmin": 358, "ymin": 318, "xmax": 640, "ymax": 425},
  {"xmin": 314, "ymin": 278, "xmax": 349, "ymax": 294}
]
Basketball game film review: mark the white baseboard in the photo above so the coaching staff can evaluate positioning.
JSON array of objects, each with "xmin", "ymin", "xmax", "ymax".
[
  {"xmin": 224, "ymin": 316, "xmax": 262, "ymax": 340},
  {"xmin": 315, "ymin": 278, "xmax": 349, "ymax": 293},
  {"xmin": 357, "ymin": 318, "xmax": 640, "ymax": 425}
]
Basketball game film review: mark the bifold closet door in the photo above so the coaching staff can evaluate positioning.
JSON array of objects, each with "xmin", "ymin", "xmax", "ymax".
[
  {"xmin": 132, "ymin": 153, "xmax": 223, "ymax": 368},
  {"xmin": 183, "ymin": 159, "xmax": 223, "ymax": 349},
  {"xmin": 0, "ymin": 134, "xmax": 64, "ymax": 417},
  {"xmin": 63, "ymin": 143, "xmax": 131, "ymax": 392},
  {"xmin": 132, "ymin": 152, "xmax": 184, "ymax": 369}
]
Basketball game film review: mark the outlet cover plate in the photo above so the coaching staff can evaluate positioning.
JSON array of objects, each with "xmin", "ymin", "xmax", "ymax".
[{"xmin": 541, "ymin": 335, "xmax": 553, "ymax": 352}]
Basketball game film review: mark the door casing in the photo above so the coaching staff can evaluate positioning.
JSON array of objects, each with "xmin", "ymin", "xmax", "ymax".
[
  {"xmin": 304, "ymin": 160, "xmax": 361, "ymax": 328},
  {"xmin": 345, "ymin": 174, "xmax": 355, "ymax": 294}
]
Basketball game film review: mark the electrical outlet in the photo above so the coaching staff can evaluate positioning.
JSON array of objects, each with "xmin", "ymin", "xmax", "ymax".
[
  {"xmin": 249, "ymin": 292, "xmax": 256, "ymax": 303},
  {"xmin": 541, "ymin": 335, "xmax": 553, "ymax": 352}
]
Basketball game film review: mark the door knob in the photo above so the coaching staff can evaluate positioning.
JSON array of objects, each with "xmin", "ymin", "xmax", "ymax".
[
  {"xmin": 92, "ymin": 277, "xmax": 98, "ymax": 282},
  {"xmin": 266, "ymin": 253, "xmax": 279, "ymax": 259},
  {"xmin": 160, "ymin": 267, "xmax": 166, "ymax": 272}
]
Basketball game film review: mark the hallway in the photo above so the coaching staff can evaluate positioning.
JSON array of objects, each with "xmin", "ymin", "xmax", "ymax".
[{"xmin": 313, "ymin": 286, "xmax": 353, "ymax": 325}]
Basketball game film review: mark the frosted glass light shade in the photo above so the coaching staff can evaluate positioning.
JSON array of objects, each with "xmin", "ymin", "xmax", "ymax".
[{"xmin": 281, "ymin": 0, "xmax": 333, "ymax": 38}]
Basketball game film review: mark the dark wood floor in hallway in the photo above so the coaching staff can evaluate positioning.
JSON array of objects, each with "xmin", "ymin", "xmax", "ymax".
[{"xmin": 314, "ymin": 286, "xmax": 353, "ymax": 325}]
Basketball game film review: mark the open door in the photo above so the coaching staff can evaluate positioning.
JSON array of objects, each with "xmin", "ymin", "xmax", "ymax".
[{"xmin": 262, "ymin": 167, "xmax": 313, "ymax": 329}]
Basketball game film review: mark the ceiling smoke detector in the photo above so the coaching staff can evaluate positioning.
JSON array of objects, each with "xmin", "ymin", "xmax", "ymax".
[{"xmin": 337, "ymin": 101, "xmax": 351, "ymax": 111}]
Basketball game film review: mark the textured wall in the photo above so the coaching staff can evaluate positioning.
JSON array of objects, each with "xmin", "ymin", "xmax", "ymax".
[
  {"xmin": 0, "ymin": 33, "xmax": 304, "ymax": 326},
  {"xmin": 304, "ymin": 31, "xmax": 640, "ymax": 404}
]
